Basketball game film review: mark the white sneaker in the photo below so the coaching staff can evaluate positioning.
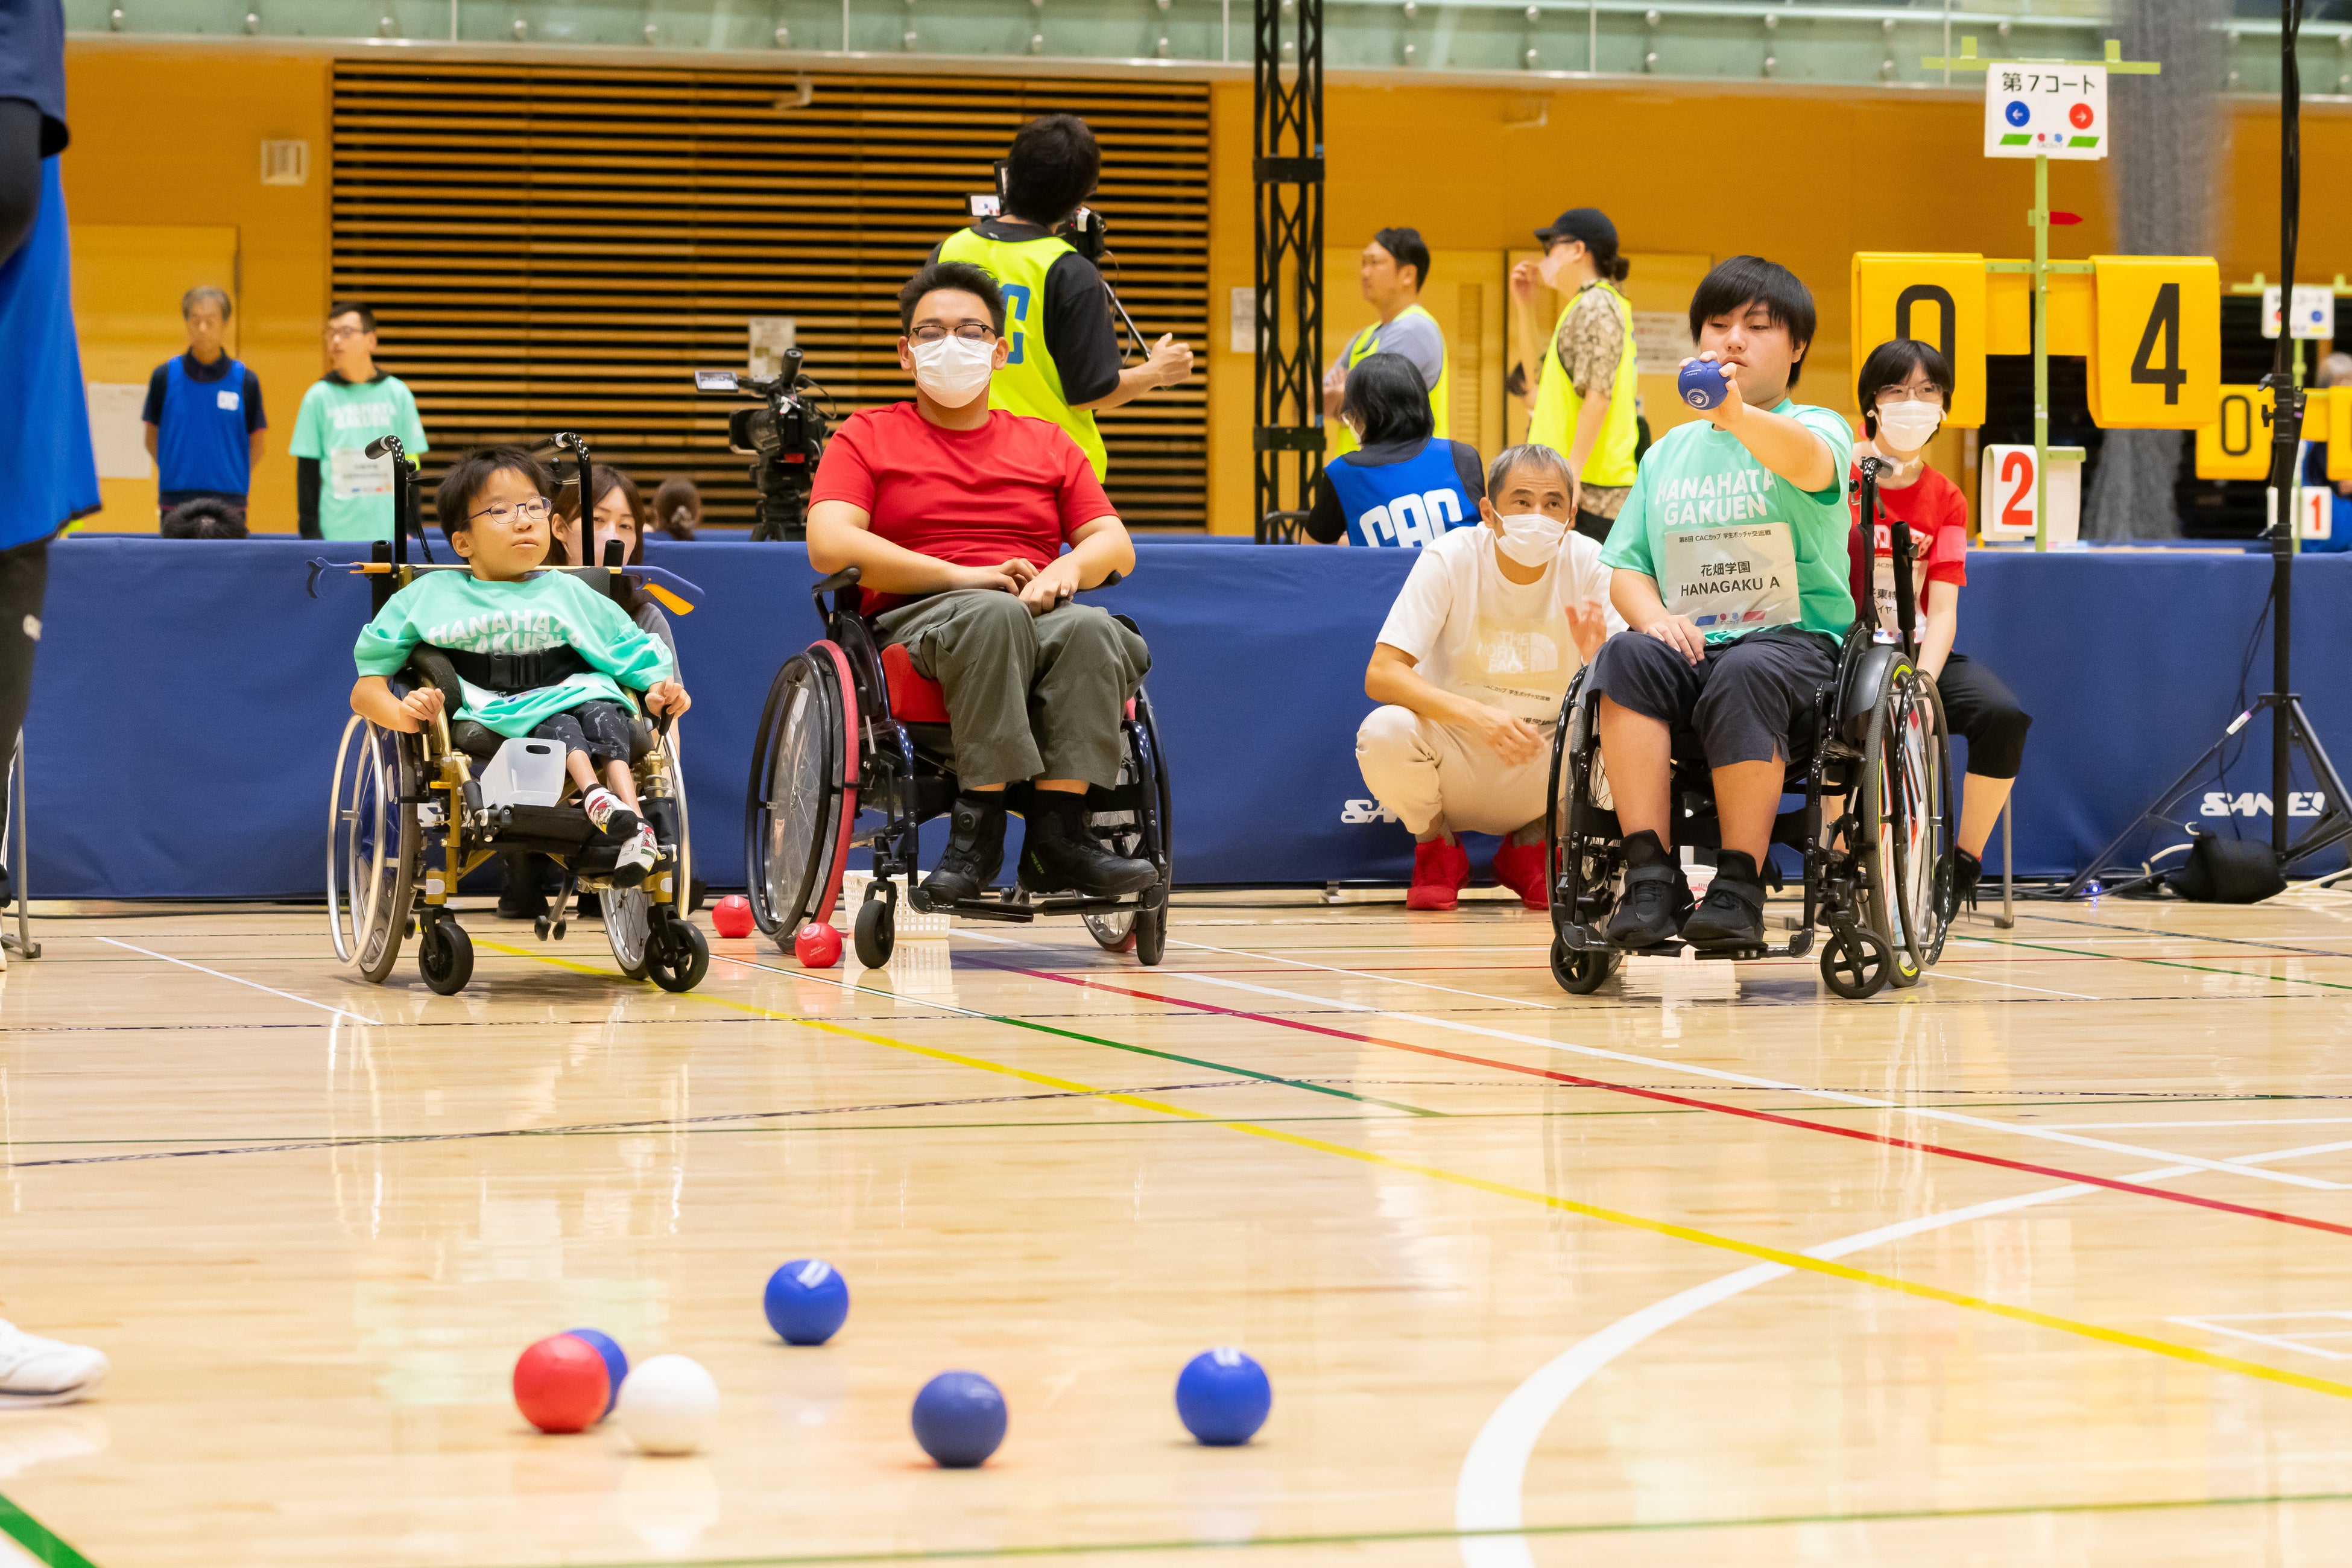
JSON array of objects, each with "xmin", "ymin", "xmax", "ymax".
[
  {"xmin": 612, "ymin": 823, "xmax": 659, "ymax": 889},
  {"xmin": 582, "ymin": 786, "xmax": 640, "ymax": 840},
  {"xmin": 0, "ymin": 1321, "xmax": 107, "ymax": 1408}
]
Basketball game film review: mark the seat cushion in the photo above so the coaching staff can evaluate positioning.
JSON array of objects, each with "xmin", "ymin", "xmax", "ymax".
[{"xmin": 882, "ymin": 642, "xmax": 950, "ymax": 724}]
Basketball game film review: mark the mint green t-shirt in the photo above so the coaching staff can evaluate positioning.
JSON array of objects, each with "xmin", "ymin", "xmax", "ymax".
[
  {"xmin": 353, "ymin": 569, "xmax": 675, "ymax": 739},
  {"xmin": 290, "ymin": 373, "xmax": 429, "ymax": 541},
  {"xmin": 1600, "ymin": 399, "xmax": 1857, "ymax": 643}
]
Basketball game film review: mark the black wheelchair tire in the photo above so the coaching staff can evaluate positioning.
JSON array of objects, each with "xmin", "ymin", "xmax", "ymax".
[
  {"xmin": 1819, "ymin": 926, "xmax": 1894, "ymax": 999},
  {"xmin": 1551, "ymin": 936, "xmax": 1617, "ymax": 995},
  {"xmin": 745, "ymin": 653, "xmax": 842, "ymax": 943},
  {"xmin": 329, "ymin": 716, "xmax": 420, "ymax": 985},
  {"xmin": 648, "ymin": 917, "xmax": 709, "ymax": 993},
  {"xmin": 1854, "ymin": 703, "xmax": 1926, "ymax": 992},
  {"xmin": 1135, "ymin": 901, "xmax": 1167, "ymax": 967},
  {"xmin": 419, "ymin": 918, "xmax": 475, "ymax": 996},
  {"xmin": 854, "ymin": 895, "xmax": 896, "ymax": 970}
]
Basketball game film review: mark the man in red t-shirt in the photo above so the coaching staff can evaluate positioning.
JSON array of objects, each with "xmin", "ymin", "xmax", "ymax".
[{"xmin": 806, "ymin": 259, "xmax": 1154, "ymax": 909}]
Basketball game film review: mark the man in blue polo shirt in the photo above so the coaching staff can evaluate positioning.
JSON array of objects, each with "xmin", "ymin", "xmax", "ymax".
[{"xmin": 141, "ymin": 285, "xmax": 266, "ymax": 525}]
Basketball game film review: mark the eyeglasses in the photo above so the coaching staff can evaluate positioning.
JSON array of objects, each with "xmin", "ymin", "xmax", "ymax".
[
  {"xmin": 907, "ymin": 323, "xmax": 997, "ymax": 344},
  {"xmin": 470, "ymin": 498, "xmax": 553, "ymax": 526},
  {"xmin": 1876, "ymin": 384, "xmax": 1944, "ymax": 405},
  {"xmin": 325, "ymin": 326, "xmax": 371, "ymax": 343}
]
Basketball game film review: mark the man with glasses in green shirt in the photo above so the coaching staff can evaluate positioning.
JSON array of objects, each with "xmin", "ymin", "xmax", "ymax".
[
  {"xmin": 1585, "ymin": 256, "xmax": 1856, "ymax": 953},
  {"xmin": 291, "ymin": 302, "xmax": 428, "ymax": 540}
]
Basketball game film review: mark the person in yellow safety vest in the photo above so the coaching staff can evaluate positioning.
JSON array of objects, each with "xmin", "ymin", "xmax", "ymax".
[
  {"xmin": 1511, "ymin": 207, "xmax": 1640, "ymax": 545},
  {"xmin": 934, "ymin": 113, "xmax": 1193, "ymax": 480},
  {"xmin": 1321, "ymin": 227, "xmax": 1449, "ymax": 460}
]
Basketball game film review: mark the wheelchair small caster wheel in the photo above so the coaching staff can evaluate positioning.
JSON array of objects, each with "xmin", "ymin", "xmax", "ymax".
[
  {"xmin": 1551, "ymin": 936, "xmax": 1617, "ymax": 995},
  {"xmin": 646, "ymin": 916, "xmax": 709, "ymax": 993},
  {"xmin": 419, "ymin": 918, "xmax": 475, "ymax": 996},
  {"xmin": 854, "ymin": 896, "xmax": 896, "ymax": 969},
  {"xmin": 533, "ymin": 915, "xmax": 551, "ymax": 942},
  {"xmin": 1819, "ymin": 926, "xmax": 1894, "ymax": 999}
]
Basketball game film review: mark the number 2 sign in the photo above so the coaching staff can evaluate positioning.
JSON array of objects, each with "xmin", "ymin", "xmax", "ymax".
[
  {"xmin": 2085, "ymin": 256, "xmax": 2220, "ymax": 428},
  {"xmin": 1979, "ymin": 443, "xmax": 2085, "ymax": 545}
]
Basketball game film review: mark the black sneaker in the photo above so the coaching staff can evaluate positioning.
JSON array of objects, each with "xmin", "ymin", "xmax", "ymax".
[
  {"xmin": 1950, "ymin": 847, "xmax": 1982, "ymax": 914},
  {"xmin": 1020, "ymin": 792, "xmax": 1157, "ymax": 896},
  {"xmin": 1680, "ymin": 850, "xmax": 1767, "ymax": 950},
  {"xmin": 915, "ymin": 793, "xmax": 1007, "ymax": 912},
  {"xmin": 1602, "ymin": 830, "xmax": 1692, "ymax": 949}
]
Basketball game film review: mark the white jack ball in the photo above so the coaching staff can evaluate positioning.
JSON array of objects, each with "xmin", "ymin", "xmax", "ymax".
[{"xmin": 616, "ymin": 1354, "xmax": 719, "ymax": 1455}]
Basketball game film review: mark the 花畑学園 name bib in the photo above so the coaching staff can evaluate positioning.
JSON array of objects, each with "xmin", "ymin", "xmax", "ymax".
[{"xmin": 1662, "ymin": 522, "xmax": 1799, "ymax": 636}]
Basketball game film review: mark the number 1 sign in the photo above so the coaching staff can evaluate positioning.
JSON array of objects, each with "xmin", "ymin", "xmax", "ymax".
[{"xmin": 1979, "ymin": 443, "xmax": 2085, "ymax": 546}]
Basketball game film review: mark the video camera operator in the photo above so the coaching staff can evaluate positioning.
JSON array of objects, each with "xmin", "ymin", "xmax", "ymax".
[
  {"xmin": 694, "ymin": 347, "xmax": 830, "ymax": 540},
  {"xmin": 935, "ymin": 113, "xmax": 1192, "ymax": 479}
]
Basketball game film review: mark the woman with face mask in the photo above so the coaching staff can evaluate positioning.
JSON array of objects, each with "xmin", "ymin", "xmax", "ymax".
[
  {"xmin": 1356, "ymin": 444, "xmax": 1621, "ymax": 911},
  {"xmin": 1847, "ymin": 338, "xmax": 2031, "ymax": 910},
  {"xmin": 1303, "ymin": 353, "xmax": 1484, "ymax": 547}
]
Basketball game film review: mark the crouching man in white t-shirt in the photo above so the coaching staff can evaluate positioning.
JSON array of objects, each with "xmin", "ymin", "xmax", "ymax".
[{"xmin": 1356, "ymin": 444, "xmax": 1619, "ymax": 910}]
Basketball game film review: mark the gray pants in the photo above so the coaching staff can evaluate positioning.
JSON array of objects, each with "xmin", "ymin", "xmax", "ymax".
[{"xmin": 876, "ymin": 590, "xmax": 1151, "ymax": 788}]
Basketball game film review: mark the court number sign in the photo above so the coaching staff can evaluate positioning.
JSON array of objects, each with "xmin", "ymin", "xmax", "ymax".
[
  {"xmin": 1849, "ymin": 254, "xmax": 1987, "ymax": 427},
  {"xmin": 1984, "ymin": 66, "xmax": 2107, "ymax": 160},
  {"xmin": 2085, "ymin": 256, "xmax": 2219, "ymax": 429}
]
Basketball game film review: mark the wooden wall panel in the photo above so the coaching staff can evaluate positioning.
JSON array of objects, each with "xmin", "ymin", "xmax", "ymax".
[{"xmin": 330, "ymin": 62, "xmax": 1210, "ymax": 530}]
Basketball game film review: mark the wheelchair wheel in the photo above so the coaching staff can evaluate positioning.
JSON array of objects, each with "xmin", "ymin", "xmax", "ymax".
[
  {"xmin": 1854, "ymin": 701, "xmax": 1927, "ymax": 991},
  {"xmin": 1082, "ymin": 688, "xmax": 1172, "ymax": 964},
  {"xmin": 328, "ymin": 715, "xmax": 420, "ymax": 984},
  {"xmin": 746, "ymin": 651, "xmax": 853, "ymax": 943},
  {"xmin": 418, "ymin": 917, "xmax": 475, "ymax": 996},
  {"xmin": 604, "ymin": 885, "xmax": 653, "ymax": 979},
  {"xmin": 1897, "ymin": 672, "xmax": 1955, "ymax": 969},
  {"xmin": 1084, "ymin": 912, "xmax": 1137, "ymax": 953},
  {"xmin": 1134, "ymin": 902, "xmax": 1167, "ymax": 966},
  {"xmin": 658, "ymin": 726, "xmax": 692, "ymax": 920},
  {"xmin": 646, "ymin": 915, "xmax": 709, "ymax": 993},
  {"xmin": 854, "ymin": 894, "xmax": 896, "ymax": 970},
  {"xmin": 1551, "ymin": 935, "xmax": 1617, "ymax": 995},
  {"xmin": 1819, "ymin": 925, "xmax": 1895, "ymax": 999}
]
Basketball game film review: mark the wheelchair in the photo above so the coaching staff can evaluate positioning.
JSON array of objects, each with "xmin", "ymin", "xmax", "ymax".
[
  {"xmin": 745, "ymin": 565, "xmax": 1172, "ymax": 970},
  {"xmin": 1544, "ymin": 461, "xmax": 1955, "ymax": 1000},
  {"xmin": 321, "ymin": 436, "xmax": 709, "ymax": 997}
]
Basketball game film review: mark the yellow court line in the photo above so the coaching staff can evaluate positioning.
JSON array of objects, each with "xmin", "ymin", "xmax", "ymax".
[{"xmin": 482, "ymin": 940, "xmax": 2352, "ymax": 1405}]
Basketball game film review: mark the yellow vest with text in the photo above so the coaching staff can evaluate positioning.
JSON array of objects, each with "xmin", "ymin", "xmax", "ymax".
[
  {"xmin": 1529, "ymin": 281, "xmax": 1639, "ymax": 488},
  {"xmin": 937, "ymin": 226, "xmax": 1110, "ymax": 478},
  {"xmin": 1328, "ymin": 302, "xmax": 1450, "ymax": 460}
]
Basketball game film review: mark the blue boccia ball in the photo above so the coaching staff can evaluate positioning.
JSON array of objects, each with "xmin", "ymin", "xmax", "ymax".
[
  {"xmin": 1175, "ymin": 1347, "xmax": 1271, "ymax": 1446},
  {"xmin": 911, "ymin": 1371, "xmax": 1008, "ymax": 1468},
  {"xmin": 563, "ymin": 1327, "xmax": 629, "ymax": 1420},
  {"xmin": 763, "ymin": 1259, "xmax": 850, "ymax": 1346},
  {"xmin": 1678, "ymin": 359, "xmax": 1728, "ymax": 411}
]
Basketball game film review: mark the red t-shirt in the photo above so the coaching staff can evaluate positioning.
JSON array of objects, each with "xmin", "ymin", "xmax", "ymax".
[
  {"xmin": 1847, "ymin": 461, "xmax": 1967, "ymax": 636},
  {"xmin": 809, "ymin": 403, "xmax": 1115, "ymax": 612}
]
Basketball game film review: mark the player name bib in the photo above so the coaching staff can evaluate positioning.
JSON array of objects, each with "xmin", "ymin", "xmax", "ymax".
[
  {"xmin": 330, "ymin": 445, "xmax": 393, "ymax": 501},
  {"xmin": 1661, "ymin": 522, "xmax": 1799, "ymax": 636}
]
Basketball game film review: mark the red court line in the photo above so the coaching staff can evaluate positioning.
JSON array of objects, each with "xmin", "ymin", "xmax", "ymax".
[{"xmin": 987, "ymin": 963, "xmax": 2352, "ymax": 1245}]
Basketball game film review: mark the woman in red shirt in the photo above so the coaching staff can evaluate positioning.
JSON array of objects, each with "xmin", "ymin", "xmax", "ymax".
[{"xmin": 1848, "ymin": 340, "xmax": 2031, "ymax": 909}]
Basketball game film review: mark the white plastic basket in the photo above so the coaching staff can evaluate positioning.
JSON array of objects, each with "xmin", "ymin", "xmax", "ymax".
[{"xmin": 838, "ymin": 869, "xmax": 951, "ymax": 937}]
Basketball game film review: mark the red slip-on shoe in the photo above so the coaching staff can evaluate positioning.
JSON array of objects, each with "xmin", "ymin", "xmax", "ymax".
[
  {"xmin": 1405, "ymin": 837, "xmax": 1471, "ymax": 911},
  {"xmin": 1490, "ymin": 841, "xmax": 1549, "ymax": 909}
]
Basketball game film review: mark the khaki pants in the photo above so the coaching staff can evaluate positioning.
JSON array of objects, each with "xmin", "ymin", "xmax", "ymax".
[{"xmin": 1355, "ymin": 705, "xmax": 1553, "ymax": 838}]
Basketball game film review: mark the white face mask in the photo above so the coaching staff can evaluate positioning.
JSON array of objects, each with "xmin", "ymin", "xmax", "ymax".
[
  {"xmin": 911, "ymin": 335, "xmax": 995, "ymax": 407},
  {"xmin": 1493, "ymin": 511, "xmax": 1567, "ymax": 567},
  {"xmin": 1875, "ymin": 399, "xmax": 1943, "ymax": 454},
  {"xmin": 1538, "ymin": 245, "xmax": 1578, "ymax": 289}
]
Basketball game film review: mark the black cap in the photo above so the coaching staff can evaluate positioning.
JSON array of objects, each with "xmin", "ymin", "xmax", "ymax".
[{"xmin": 1534, "ymin": 207, "xmax": 1617, "ymax": 254}]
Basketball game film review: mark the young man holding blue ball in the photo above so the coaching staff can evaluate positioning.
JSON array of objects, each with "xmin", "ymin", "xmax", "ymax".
[{"xmin": 1585, "ymin": 256, "xmax": 1856, "ymax": 952}]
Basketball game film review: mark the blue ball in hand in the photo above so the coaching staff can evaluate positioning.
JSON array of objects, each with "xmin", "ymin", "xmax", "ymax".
[
  {"xmin": 1175, "ymin": 1347, "xmax": 1272, "ymax": 1446},
  {"xmin": 1678, "ymin": 358, "xmax": 1730, "ymax": 411},
  {"xmin": 763, "ymin": 1259, "xmax": 851, "ymax": 1346},
  {"xmin": 912, "ymin": 1371, "xmax": 1008, "ymax": 1467}
]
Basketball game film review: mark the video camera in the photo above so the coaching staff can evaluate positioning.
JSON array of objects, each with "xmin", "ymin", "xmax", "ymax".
[{"xmin": 692, "ymin": 347, "xmax": 830, "ymax": 542}]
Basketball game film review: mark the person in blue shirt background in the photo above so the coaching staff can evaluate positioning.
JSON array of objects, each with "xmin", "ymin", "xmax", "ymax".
[
  {"xmin": 1304, "ymin": 353, "xmax": 1483, "ymax": 546},
  {"xmin": 141, "ymin": 285, "xmax": 266, "ymax": 526},
  {"xmin": 2305, "ymin": 352, "xmax": 2352, "ymax": 555}
]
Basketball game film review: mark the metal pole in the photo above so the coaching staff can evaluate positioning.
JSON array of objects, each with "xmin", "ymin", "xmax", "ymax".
[
  {"xmin": 2032, "ymin": 153, "xmax": 2050, "ymax": 553},
  {"xmin": 2268, "ymin": 0, "xmax": 2304, "ymax": 857}
]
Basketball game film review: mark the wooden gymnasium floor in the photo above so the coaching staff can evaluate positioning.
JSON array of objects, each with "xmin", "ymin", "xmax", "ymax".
[{"xmin": 5, "ymin": 889, "xmax": 2352, "ymax": 1567}]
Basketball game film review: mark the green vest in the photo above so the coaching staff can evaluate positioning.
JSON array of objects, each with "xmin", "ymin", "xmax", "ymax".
[
  {"xmin": 937, "ymin": 226, "xmax": 1110, "ymax": 478},
  {"xmin": 1329, "ymin": 302, "xmax": 1450, "ymax": 460},
  {"xmin": 1529, "ymin": 280, "xmax": 1639, "ymax": 489}
]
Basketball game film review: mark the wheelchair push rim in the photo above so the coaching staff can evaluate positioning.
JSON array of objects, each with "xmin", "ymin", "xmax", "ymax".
[
  {"xmin": 1082, "ymin": 688, "xmax": 1172, "ymax": 963},
  {"xmin": 1883, "ymin": 669, "xmax": 1947, "ymax": 975},
  {"xmin": 745, "ymin": 650, "xmax": 853, "ymax": 941},
  {"xmin": 328, "ymin": 715, "xmax": 419, "ymax": 984},
  {"xmin": 1848, "ymin": 699, "xmax": 1924, "ymax": 994}
]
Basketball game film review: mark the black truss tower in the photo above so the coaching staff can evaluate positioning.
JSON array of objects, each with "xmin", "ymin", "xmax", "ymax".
[{"xmin": 1251, "ymin": 0, "xmax": 1323, "ymax": 544}]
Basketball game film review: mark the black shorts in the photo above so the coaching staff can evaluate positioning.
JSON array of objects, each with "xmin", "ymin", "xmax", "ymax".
[
  {"xmin": 1934, "ymin": 652, "xmax": 2031, "ymax": 780},
  {"xmin": 1587, "ymin": 625, "xmax": 1841, "ymax": 769},
  {"xmin": 530, "ymin": 699, "xmax": 637, "ymax": 768}
]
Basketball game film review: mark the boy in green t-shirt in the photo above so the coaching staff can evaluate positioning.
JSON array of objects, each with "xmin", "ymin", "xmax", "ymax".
[
  {"xmin": 349, "ymin": 447, "xmax": 691, "ymax": 885},
  {"xmin": 291, "ymin": 303, "xmax": 429, "ymax": 541},
  {"xmin": 1589, "ymin": 256, "xmax": 1856, "ymax": 952}
]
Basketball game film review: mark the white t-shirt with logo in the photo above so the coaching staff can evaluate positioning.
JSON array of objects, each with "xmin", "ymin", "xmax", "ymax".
[{"xmin": 1373, "ymin": 524, "xmax": 1621, "ymax": 721}]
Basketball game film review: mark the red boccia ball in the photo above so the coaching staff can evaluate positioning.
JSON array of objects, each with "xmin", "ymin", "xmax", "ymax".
[
  {"xmin": 795, "ymin": 921, "xmax": 844, "ymax": 969},
  {"xmin": 513, "ymin": 1333, "xmax": 610, "ymax": 1434},
  {"xmin": 712, "ymin": 894, "xmax": 754, "ymax": 939}
]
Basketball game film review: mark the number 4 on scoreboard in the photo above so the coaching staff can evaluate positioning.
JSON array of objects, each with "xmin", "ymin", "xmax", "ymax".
[{"xmin": 2086, "ymin": 256, "xmax": 2219, "ymax": 429}]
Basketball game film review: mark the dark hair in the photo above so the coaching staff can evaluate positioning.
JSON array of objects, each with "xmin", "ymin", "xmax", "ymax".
[
  {"xmin": 1569, "ymin": 235, "xmax": 1630, "ymax": 286},
  {"xmin": 651, "ymin": 476, "xmax": 701, "ymax": 540},
  {"xmin": 160, "ymin": 498, "xmax": 248, "ymax": 539},
  {"xmin": 435, "ymin": 446, "xmax": 551, "ymax": 540},
  {"xmin": 899, "ymin": 260, "xmax": 1007, "ymax": 335},
  {"xmin": 552, "ymin": 463, "xmax": 651, "ymax": 611},
  {"xmin": 1856, "ymin": 338, "xmax": 1956, "ymax": 435},
  {"xmin": 1371, "ymin": 227, "xmax": 1432, "ymax": 291},
  {"xmin": 1004, "ymin": 113, "xmax": 1100, "ymax": 228},
  {"xmin": 1339, "ymin": 353, "xmax": 1435, "ymax": 446},
  {"xmin": 327, "ymin": 300, "xmax": 377, "ymax": 334},
  {"xmin": 1688, "ymin": 255, "xmax": 1816, "ymax": 387}
]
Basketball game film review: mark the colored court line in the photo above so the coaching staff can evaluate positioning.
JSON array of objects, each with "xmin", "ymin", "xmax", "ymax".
[
  {"xmin": 475, "ymin": 942, "xmax": 2352, "ymax": 1404},
  {"xmin": 438, "ymin": 1488, "xmax": 2352, "ymax": 1566},
  {"xmin": 994, "ymin": 964, "xmax": 2352, "ymax": 1244},
  {"xmin": 1970, "ymin": 927, "xmax": 2352, "ymax": 993},
  {"xmin": 0, "ymin": 1490, "xmax": 98, "ymax": 1568}
]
